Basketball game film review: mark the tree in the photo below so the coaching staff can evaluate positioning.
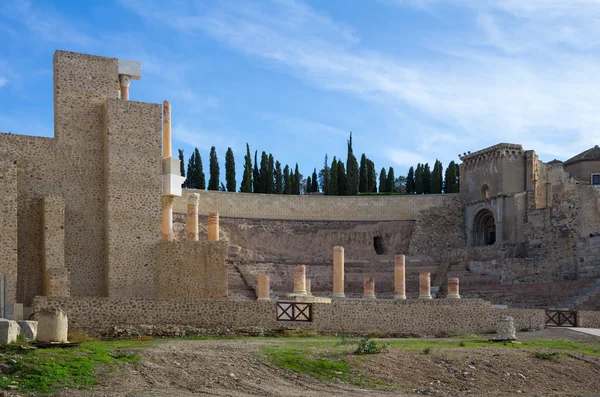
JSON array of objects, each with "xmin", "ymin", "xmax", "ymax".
[
  {"xmin": 406, "ymin": 166, "xmax": 415, "ymax": 194},
  {"xmin": 253, "ymin": 150, "xmax": 259, "ymax": 193},
  {"xmin": 293, "ymin": 163, "xmax": 301, "ymax": 195},
  {"xmin": 187, "ymin": 148, "xmax": 205, "ymax": 190},
  {"xmin": 283, "ymin": 165, "xmax": 291, "ymax": 194},
  {"xmin": 415, "ymin": 163, "xmax": 423, "ymax": 194},
  {"xmin": 306, "ymin": 176, "xmax": 312, "ymax": 193},
  {"xmin": 423, "ymin": 163, "xmax": 431, "ymax": 194},
  {"xmin": 225, "ymin": 147, "xmax": 236, "ymax": 192},
  {"xmin": 240, "ymin": 143, "xmax": 253, "ymax": 193},
  {"xmin": 379, "ymin": 168, "xmax": 387, "ymax": 193},
  {"xmin": 329, "ymin": 157, "xmax": 339, "ymax": 195},
  {"xmin": 258, "ymin": 151, "xmax": 268, "ymax": 194},
  {"xmin": 395, "ymin": 175, "xmax": 407, "ymax": 193},
  {"xmin": 431, "ymin": 160, "xmax": 443, "ymax": 194},
  {"xmin": 311, "ymin": 168, "xmax": 318, "ymax": 193},
  {"xmin": 185, "ymin": 152, "xmax": 194, "ymax": 188},
  {"xmin": 219, "ymin": 182, "xmax": 226, "ymax": 191},
  {"xmin": 386, "ymin": 167, "xmax": 396, "ymax": 193},
  {"xmin": 444, "ymin": 161, "xmax": 459, "ymax": 193},
  {"xmin": 337, "ymin": 161, "xmax": 347, "ymax": 196},
  {"xmin": 266, "ymin": 154, "xmax": 275, "ymax": 194},
  {"xmin": 319, "ymin": 154, "xmax": 329, "ymax": 194},
  {"xmin": 366, "ymin": 159, "xmax": 375, "ymax": 193},
  {"xmin": 345, "ymin": 133, "xmax": 359, "ymax": 195},
  {"xmin": 359, "ymin": 154, "xmax": 368, "ymax": 193},
  {"xmin": 208, "ymin": 146, "xmax": 220, "ymax": 191},
  {"xmin": 275, "ymin": 160, "xmax": 283, "ymax": 194},
  {"xmin": 178, "ymin": 149, "xmax": 185, "ymax": 187}
]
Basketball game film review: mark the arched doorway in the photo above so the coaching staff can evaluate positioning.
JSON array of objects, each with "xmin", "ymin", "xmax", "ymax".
[{"xmin": 472, "ymin": 209, "xmax": 496, "ymax": 246}]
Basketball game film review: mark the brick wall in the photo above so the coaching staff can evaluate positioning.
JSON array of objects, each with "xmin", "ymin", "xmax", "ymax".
[{"xmin": 174, "ymin": 190, "xmax": 459, "ymax": 221}]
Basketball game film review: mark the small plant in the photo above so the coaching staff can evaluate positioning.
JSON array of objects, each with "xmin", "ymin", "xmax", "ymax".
[
  {"xmin": 337, "ymin": 336, "xmax": 388, "ymax": 355},
  {"xmin": 534, "ymin": 352, "xmax": 560, "ymax": 361},
  {"xmin": 459, "ymin": 341, "xmax": 466, "ymax": 347},
  {"xmin": 68, "ymin": 329, "xmax": 97, "ymax": 343},
  {"xmin": 423, "ymin": 347, "xmax": 432, "ymax": 355}
]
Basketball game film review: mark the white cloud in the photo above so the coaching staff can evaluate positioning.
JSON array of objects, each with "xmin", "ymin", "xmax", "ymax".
[{"xmin": 0, "ymin": 77, "xmax": 6, "ymax": 87}]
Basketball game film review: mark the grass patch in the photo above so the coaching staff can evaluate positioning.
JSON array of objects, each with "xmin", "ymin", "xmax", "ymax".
[
  {"xmin": 0, "ymin": 339, "xmax": 150, "ymax": 394},
  {"xmin": 534, "ymin": 351, "xmax": 561, "ymax": 361}
]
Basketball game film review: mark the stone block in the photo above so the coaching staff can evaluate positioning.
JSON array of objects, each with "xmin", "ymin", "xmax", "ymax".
[
  {"xmin": 37, "ymin": 309, "xmax": 68, "ymax": 343},
  {"xmin": 18, "ymin": 321, "xmax": 37, "ymax": 340},
  {"xmin": 5, "ymin": 303, "xmax": 23, "ymax": 321},
  {"xmin": 0, "ymin": 320, "xmax": 20, "ymax": 344}
]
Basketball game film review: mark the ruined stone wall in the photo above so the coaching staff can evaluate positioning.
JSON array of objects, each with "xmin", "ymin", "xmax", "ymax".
[
  {"xmin": 156, "ymin": 241, "xmax": 228, "ymax": 300},
  {"xmin": 42, "ymin": 196, "xmax": 70, "ymax": 297},
  {"xmin": 173, "ymin": 190, "xmax": 458, "ymax": 221},
  {"xmin": 0, "ymin": 161, "xmax": 18, "ymax": 303},
  {"xmin": 33, "ymin": 296, "xmax": 553, "ymax": 336}
]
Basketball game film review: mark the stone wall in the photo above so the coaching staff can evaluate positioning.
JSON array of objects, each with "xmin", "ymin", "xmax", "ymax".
[
  {"xmin": 33, "ymin": 296, "xmax": 554, "ymax": 337},
  {"xmin": 564, "ymin": 161, "xmax": 600, "ymax": 184},
  {"xmin": 42, "ymin": 196, "xmax": 70, "ymax": 297},
  {"xmin": 173, "ymin": 190, "xmax": 458, "ymax": 221},
  {"xmin": 0, "ymin": 161, "xmax": 17, "ymax": 303},
  {"xmin": 156, "ymin": 241, "xmax": 228, "ymax": 300}
]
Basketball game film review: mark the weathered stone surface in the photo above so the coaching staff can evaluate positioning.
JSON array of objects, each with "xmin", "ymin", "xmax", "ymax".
[
  {"xmin": 0, "ymin": 320, "xmax": 20, "ymax": 344},
  {"xmin": 37, "ymin": 308, "xmax": 68, "ymax": 343},
  {"xmin": 491, "ymin": 315, "xmax": 517, "ymax": 341},
  {"xmin": 18, "ymin": 321, "xmax": 38, "ymax": 340}
]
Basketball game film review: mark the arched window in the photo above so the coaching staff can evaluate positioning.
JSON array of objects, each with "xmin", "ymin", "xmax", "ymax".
[{"xmin": 481, "ymin": 184, "xmax": 489, "ymax": 199}]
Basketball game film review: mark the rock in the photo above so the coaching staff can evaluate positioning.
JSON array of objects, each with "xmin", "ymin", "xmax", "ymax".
[
  {"xmin": 0, "ymin": 320, "xmax": 20, "ymax": 344},
  {"xmin": 37, "ymin": 309, "xmax": 68, "ymax": 343},
  {"xmin": 18, "ymin": 321, "xmax": 37, "ymax": 341},
  {"xmin": 490, "ymin": 316, "xmax": 517, "ymax": 341}
]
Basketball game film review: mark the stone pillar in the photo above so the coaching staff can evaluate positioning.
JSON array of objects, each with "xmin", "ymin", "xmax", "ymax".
[
  {"xmin": 37, "ymin": 309, "xmax": 68, "ymax": 343},
  {"xmin": 363, "ymin": 277, "xmax": 376, "ymax": 299},
  {"xmin": 208, "ymin": 213, "xmax": 220, "ymax": 241},
  {"xmin": 447, "ymin": 277, "xmax": 461, "ymax": 299},
  {"xmin": 419, "ymin": 272, "xmax": 432, "ymax": 299},
  {"xmin": 333, "ymin": 246, "xmax": 345, "ymax": 298},
  {"xmin": 492, "ymin": 316, "xmax": 517, "ymax": 341},
  {"xmin": 394, "ymin": 254, "xmax": 406, "ymax": 300},
  {"xmin": 293, "ymin": 265, "xmax": 307, "ymax": 296},
  {"xmin": 119, "ymin": 74, "xmax": 130, "ymax": 100},
  {"xmin": 161, "ymin": 196, "xmax": 174, "ymax": 242},
  {"xmin": 186, "ymin": 193, "xmax": 200, "ymax": 241},
  {"xmin": 257, "ymin": 274, "xmax": 270, "ymax": 301},
  {"xmin": 163, "ymin": 100, "xmax": 172, "ymax": 158},
  {"xmin": 306, "ymin": 279, "xmax": 312, "ymax": 296}
]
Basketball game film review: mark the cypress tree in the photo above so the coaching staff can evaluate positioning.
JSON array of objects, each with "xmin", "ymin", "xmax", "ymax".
[
  {"xmin": 319, "ymin": 154, "xmax": 329, "ymax": 194},
  {"xmin": 293, "ymin": 163, "xmax": 301, "ymax": 195},
  {"xmin": 258, "ymin": 151, "xmax": 268, "ymax": 194},
  {"xmin": 337, "ymin": 161, "xmax": 347, "ymax": 196},
  {"xmin": 423, "ymin": 163, "xmax": 431, "ymax": 194},
  {"xmin": 444, "ymin": 161, "xmax": 459, "ymax": 193},
  {"xmin": 370, "ymin": 161, "xmax": 377, "ymax": 192},
  {"xmin": 345, "ymin": 133, "xmax": 359, "ymax": 195},
  {"xmin": 283, "ymin": 165, "xmax": 291, "ymax": 194},
  {"xmin": 415, "ymin": 163, "xmax": 424, "ymax": 194},
  {"xmin": 186, "ymin": 152, "xmax": 194, "ymax": 188},
  {"xmin": 195, "ymin": 149, "xmax": 205, "ymax": 190},
  {"xmin": 240, "ymin": 144, "xmax": 253, "ymax": 193},
  {"xmin": 359, "ymin": 154, "xmax": 367, "ymax": 193},
  {"xmin": 208, "ymin": 146, "xmax": 219, "ymax": 191},
  {"xmin": 366, "ymin": 159, "xmax": 374, "ymax": 193},
  {"xmin": 329, "ymin": 157, "xmax": 339, "ymax": 195},
  {"xmin": 379, "ymin": 168, "xmax": 386, "ymax": 193},
  {"xmin": 253, "ymin": 150, "xmax": 259, "ymax": 193},
  {"xmin": 406, "ymin": 166, "xmax": 415, "ymax": 194},
  {"xmin": 386, "ymin": 167, "xmax": 395, "ymax": 193},
  {"xmin": 225, "ymin": 147, "xmax": 236, "ymax": 192},
  {"xmin": 275, "ymin": 160, "xmax": 283, "ymax": 194},
  {"xmin": 266, "ymin": 154, "xmax": 275, "ymax": 194},
  {"xmin": 312, "ymin": 168, "xmax": 318, "ymax": 193},
  {"xmin": 431, "ymin": 160, "xmax": 443, "ymax": 194},
  {"xmin": 178, "ymin": 149, "xmax": 185, "ymax": 187},
  {"xmin": 306, "ymin": 176, "xmax": 312, "ymax": 193}
]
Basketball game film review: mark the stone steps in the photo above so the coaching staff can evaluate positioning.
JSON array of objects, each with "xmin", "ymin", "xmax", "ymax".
[{"xmin": 227, "ymin": 263, "xmax": 256, "ymax": 301}]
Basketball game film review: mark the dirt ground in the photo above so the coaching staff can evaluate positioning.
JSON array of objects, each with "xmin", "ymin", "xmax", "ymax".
[{"xmin": 48, "ymin": 329, "xmax": 600, "ymax": 397}]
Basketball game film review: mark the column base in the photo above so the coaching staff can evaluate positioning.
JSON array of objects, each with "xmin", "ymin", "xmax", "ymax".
[
  {"xmin": 332, "ymin": 293, "xmax": 345, "ymax": 298},
  {"xmin": 419, "ymin": 294, "xmax": 433, "ymax": 299},
  {"xmin": 257, "ymin": 298, "xmax": 271, "ymax": 301},
  {"xmin": 447, "ymin": 294, "xmax": 461, "ymax": 299},
  {"xmin": 363, "ymin": 294, "xmax": 376, "ymax": 299},
  {"xmin": 394, "ymin": 295, "xmax": 406, "ymax": 300},
  {"xmin": 289, "ymin": 291, "xmax": 308, "ymax": 297}
]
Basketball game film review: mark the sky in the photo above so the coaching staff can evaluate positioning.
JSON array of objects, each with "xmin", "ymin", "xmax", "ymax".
[{"xmin": 1, "ymin": 0, "xmax": 600, "ymax": 188}]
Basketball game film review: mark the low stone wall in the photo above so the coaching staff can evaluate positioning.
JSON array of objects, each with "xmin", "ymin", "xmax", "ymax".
[
  {"xmin": 173, "ymin": 190, "xmax": 458, "ymax": 221},
  {"xmin": 33, "ymin": 296, "xmax": 549, "ymax": 337}
]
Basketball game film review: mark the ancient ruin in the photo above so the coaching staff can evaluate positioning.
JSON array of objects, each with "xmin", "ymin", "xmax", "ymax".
[{"xmin": 2, "ymin": 50, "xmax": 600, "ymax": 337}]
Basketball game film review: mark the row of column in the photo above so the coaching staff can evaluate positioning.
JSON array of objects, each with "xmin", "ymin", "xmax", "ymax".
[
  {"xmin": 161, "ymin": 192, "xmax": 220, "ymax": 242},
  {"xmin": 256, "ymin": 249, "xmax": 461, "ymax": 300}
]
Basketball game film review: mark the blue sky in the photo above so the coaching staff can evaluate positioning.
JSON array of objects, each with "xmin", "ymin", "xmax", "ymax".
[{"xmin": 1, "ymin": 0, "xmax": 600, "ymax": 187}]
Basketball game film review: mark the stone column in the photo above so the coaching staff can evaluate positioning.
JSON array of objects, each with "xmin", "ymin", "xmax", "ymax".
[
  {"xmin": 257, "ymin": 274, "xmax": 270, "ymax": 301},
  {"xmin": 306, "ymin": 279, "xmax": 312, "ymax": 296},
  {"xmin": 363, "ymin": 277, "xmax": 376, "ymax": 299},
  {"xmin": 161, "ymin": 196, "xmax": 174, "ymax": 242},
  {"xmin": 163, "ymin": 100, "xmax": 172, "ymax": 158},
  {"xmin": 419, "ymin": 272, "xmax": 432, "ymax": 299},
  {"xmin": 208, "ymin": 213, "xmax": 220, "ymax": 241},
  {"xmin": 293, "ymin": 265, "xmax": 307, "ymax": 296},
  {"xmin": 394, "ymin": 254, "xmax": 406, "ymax": 300},
  {"xmin": 447, "ymin": 277, "xmax": 461, "ymax": 299},
  {"xmin": 186, "ymin": 193, "xmax": 200, "ymax": 241},
  {"xmin": 333, "ymin": 246, "xmax": 345, "ymax": 298},
  {"xmin": 119, "ymin": 74, "xmax": 130, "ymax": 100}
]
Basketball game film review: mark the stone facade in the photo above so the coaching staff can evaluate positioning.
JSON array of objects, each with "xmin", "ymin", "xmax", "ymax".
[{"xmin": 0, "ymin": 161, "xmax": 17, "ymax": 303}]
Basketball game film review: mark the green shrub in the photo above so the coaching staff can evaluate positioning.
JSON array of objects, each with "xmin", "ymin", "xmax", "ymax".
[
  {"xmin": 337, "ymin": 336, "xmax": 388, "ymax": 355},
  {"xmin": 534, "ymin": 352, "xmax": 560, "ymax": 361},
  {"xmin": 423, "ymin": 347, "xmax": 432, "ymax": 355}
]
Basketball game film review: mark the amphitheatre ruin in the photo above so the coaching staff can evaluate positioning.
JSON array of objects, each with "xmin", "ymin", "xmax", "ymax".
[{"xmin": 2, "ymin": 50, "xmax": 600, "ymax": 338}]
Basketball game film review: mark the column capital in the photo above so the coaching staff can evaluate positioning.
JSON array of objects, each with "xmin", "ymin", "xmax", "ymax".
[
  {"xmin": 161, "ymin": 195, "xmax": 175, "ymax": 209},
  {"xmin": 119, "ymin": 74, "xmax": 131, "ymax": 88},
  {"xmin": 187, "ymin": 193, "xmax": 200, "ymax": 205}
]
